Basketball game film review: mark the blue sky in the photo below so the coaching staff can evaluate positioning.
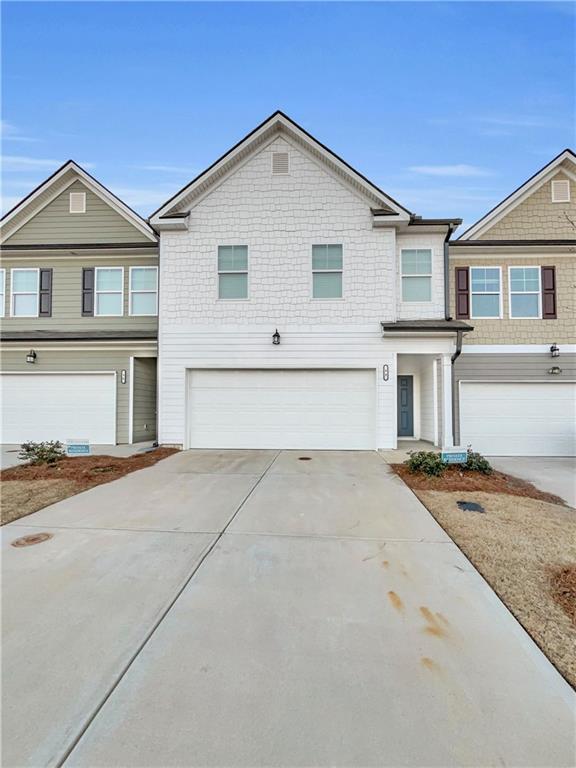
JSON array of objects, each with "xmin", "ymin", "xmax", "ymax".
[{"xmin": 2, "ymin": 1, "xmax": 574, "ymax": 229}]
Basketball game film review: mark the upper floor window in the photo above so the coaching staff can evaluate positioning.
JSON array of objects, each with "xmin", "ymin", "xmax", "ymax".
[
  {"xmin": 551, "ymin": 179, "xmax": 570, "ymax": 203},
  {"xmin": 11, "ymin": 268, "xmax": 39, "ymax": 317},
  {"xmin": 130, "ymin": 267, "xmax": 158, "ymax": 315},
  {"xmin": 312, "ymin": 244, "xmax": 343, "ymax": 299},
  {"xmin": 401, "ymin": 249, "xmax": 432, "ymax": 302},
  {"xmin": 509, "ymin": 266, "xmax": 541, "ymax": 318},
  {"xmin": 69, "ymin": 191, "xmax": 86, "ymax": 213},
  {"xmin": 0, "ymin": 269, "xmax": 5, "ymax": 318},
  {"xmin": 218, "ymin": 246, "xmax": 248, "ymax": 299},
  {"xmin": 470, "ymin": 266, "xmax": 501, "ymax": 318},
  {"xmin": 95, "ymin": 267, "xmax": 124, "ymax": 316}
]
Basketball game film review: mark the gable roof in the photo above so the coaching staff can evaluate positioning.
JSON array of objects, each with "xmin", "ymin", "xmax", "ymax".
[
  {"xmin": 150, "ymin": 111, "xmax": 413, "ymax": 224},
  {"xmin": 1, "ymin": 160, "xmax": 157, "ymax": 243},
  {"xmin": 457, "ymin": 148, "xmax": 576, "ymax": 240}
]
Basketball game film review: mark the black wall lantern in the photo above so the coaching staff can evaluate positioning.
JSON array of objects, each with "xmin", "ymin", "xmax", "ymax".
[
  {"xmin": 26, "ymin": 350, "xmax": 37, "ymax": 364},
  {"xmin": 272, "ymin": 329, "xmax": 281, "ymax": 345},
  {"xmin": 550, "ymin": 344, "xmax": 560, "ymax": 358}
]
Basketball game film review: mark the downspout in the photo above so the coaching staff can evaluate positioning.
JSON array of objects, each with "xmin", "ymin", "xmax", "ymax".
[
  {"xmin": 451, "ymin": 329, "xmax": 463, "ymax": 446},
  {"xmin": 444, "ymin": 224, "xmax": 454, "ymax": 321}
]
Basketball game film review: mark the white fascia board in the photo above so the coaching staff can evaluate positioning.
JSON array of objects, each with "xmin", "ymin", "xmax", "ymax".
[{"xmin": 462, "ymin": 344, "xmax": 576, "ymax": 354}]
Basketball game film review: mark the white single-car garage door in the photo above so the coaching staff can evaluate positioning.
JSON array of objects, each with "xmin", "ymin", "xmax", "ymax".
[
  {"xmin": 460, "ymin": 381, "xmax": 576, "ymax": 457},
  {"xmin": 1, "ymin": 373, "xmax": 116, "ymax": 444},
  {"xmin": 187, "ymin": 369, "xmax": 376, "ymax": 450}
]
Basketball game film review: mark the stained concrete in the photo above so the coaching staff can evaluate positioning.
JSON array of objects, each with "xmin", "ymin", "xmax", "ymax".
[
  {"xmin": 490, "ymin": 456, "xmax": 576, "ymax": 508},
  {"xmin": 148, "ymin": 448, "xmax": 277, "ymax": 475}
]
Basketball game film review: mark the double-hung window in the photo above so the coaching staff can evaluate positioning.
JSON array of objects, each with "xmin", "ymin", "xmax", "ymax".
[
  {"xmin": 509, "ymin": 266, "xmax": 540, "ymax": 318},
  {"xmin": 95, "ymin": 267, "xmax": 124, "ymax": 316},
  {"xmin": 470, "ymin": 267, "xmax": 501, "ymax": 318},
  {"xmin": 11, "ymin": 268, "xmax": 39, "ymax": 317},
  {"xmin": 312, "ymin": 244, "xmax": 343, "ymax": 299},
  {"xmin": 401, "ymin": 249, "xmax": 432, "ymax": 302},
  {"xmin": 0, "ymin": 269, "xmax": 5, "ymax": 318},
  {"xmin": 218, "ymin": 246, "xmax": 248, "ymax": 299},
  {"xmin": 130, "ymin": 266, "xmax": 158, "ymax": 315}
]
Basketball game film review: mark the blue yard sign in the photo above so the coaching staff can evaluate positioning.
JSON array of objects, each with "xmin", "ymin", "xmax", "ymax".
[
  {"xmin": 441, "ymin": 448, "xmax": 467, "ymax": 464},
  {"xmin": 66, "ymin": 439, "xmax": 91, "ymax": 457}
]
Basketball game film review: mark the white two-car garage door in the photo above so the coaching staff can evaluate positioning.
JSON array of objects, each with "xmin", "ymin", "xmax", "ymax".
[
  {"xmin": 187, "ymin": 369, "xmax": 376, "ymax": 450},
  {"xmin": 460, "ymin": 381, "xmax": 576, "ymax": 457},
  {"xmin": 1, "ymin": 373, "xmax": 116, "ymax": 444}
]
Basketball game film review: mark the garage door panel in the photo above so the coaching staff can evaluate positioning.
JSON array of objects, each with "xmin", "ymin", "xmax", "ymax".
[
  {"xmin": 188, "ymin": 369, "xmax": 375, "ymax": 450},
  {"xmin": 1, "ymin": 374, "xmax": 116, "ymax": 444},
  {"xmin": 461, "ymin": 382, "xmax": 575, "ymax": 457}
]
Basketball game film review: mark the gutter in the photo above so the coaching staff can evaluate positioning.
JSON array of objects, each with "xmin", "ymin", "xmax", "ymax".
[{"xmin": 450, "ymin": 329, "xmax": 464, "ymax": 446}]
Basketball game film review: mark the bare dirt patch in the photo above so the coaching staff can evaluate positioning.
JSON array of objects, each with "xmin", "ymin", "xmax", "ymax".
[
  {"xmin": 1, "ymin": 448, "xmax": 178, "ymax": 525},
  {"xmin": 413, "ymin": 488, "xmax": 576, "ymax": 689},
  {"xmin": 392, "ymin": 463, "xmax": 567, "ymax": 506}
]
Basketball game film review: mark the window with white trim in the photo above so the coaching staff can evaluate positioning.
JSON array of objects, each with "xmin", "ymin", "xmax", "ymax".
[
  {"xmin": 551, "ymin": 179, "xmax": 570, "ymax": 203},
  {"xmin": 312, "ymin": 244, "xmax": 343, "ymax": 298},
  {"xmin": 11, "ymin": 268, "xmax": 39, "ymax": 317},
  {"xmin": 0, "ymin": 269, "xmax": 5, "ymax": 318},
  {"xmin": 218, "ymin": 246, "xmax": 248, "ymax": 299},
  {"xmin": 130, "ymin": 266, "xmax": 158, "ymax": 315},
  {"xmin": 95, "ymin": 267, "xmax": 124, "ymax": 316},
  {"xmin": 470, "ymin": 267, "xmax": 501, "ymax": 318},
  {"xmin": 401, "ymin": 249, "xmax": 432, "ymax": 302},
  {"xmin": 69, "ymin": 191, "xmax": 86, "ymax": 213},
  {"xmin": 509, "ymin": 266, "xmax": 541, "ymax": 318}
]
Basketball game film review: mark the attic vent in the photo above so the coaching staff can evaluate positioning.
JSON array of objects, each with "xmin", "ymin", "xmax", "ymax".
[
  {"xmin": 69, "ymin": 192, "xmax": 86, "ymax": 213},
  {"xmin": 272, "ymin": 152, "xmax": 289, "ymax": 175},
  {"xmin": 551, "ymin": 179, "xmax": 570, "ymax": 203}
]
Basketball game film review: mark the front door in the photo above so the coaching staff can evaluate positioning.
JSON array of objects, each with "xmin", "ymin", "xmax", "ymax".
[{"xmin": 397, "ymin": 376, "xmax": 414, "ymax": 437}]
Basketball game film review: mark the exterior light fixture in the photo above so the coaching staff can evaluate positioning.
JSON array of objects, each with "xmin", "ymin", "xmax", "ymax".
[
  {"xmin": 550, "ymin": 344, "xmax": 560, "ymax": 358},
  {"xmin": 272, "ymin": 329, "xmax": 281, "ymax": 345},
  {"xmin": 26, "ymin": 350, "xmax": 37, "ymax": 364},
  {"xmin": 548, "ymin": 366, "xmax": 562, "ymax": 375}
]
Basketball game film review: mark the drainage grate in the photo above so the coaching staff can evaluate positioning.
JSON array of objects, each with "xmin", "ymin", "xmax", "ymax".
[
  {"xmin": 457, "ymin": 500, "xmax": 485, "ymax": 513},
  {"xmin": 298, "ymin": 457, "xmax": 312, "ymax": 461},
  {"xmin": 11, "ymin": 532, "xmax": 54, "ymax": 548}
]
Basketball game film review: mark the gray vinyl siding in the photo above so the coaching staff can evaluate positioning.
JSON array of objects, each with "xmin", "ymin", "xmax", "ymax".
[
  {"xmin": 4, "ymin": 181, "xmax": 152, "ymax": 245},
  {"xmin": 453, "ymin": 353, "xmax": 576, "ymax": 444},
  {"xmin": 132, "ymin": 358, "xmax": 157, "ymax": 442},
  {"xmin": 0, "ymin": 255, "xmax": 158, "ymax": 332},
  {"xmin": 0, "ymin": 348, "xmax": 156, "ymax": 444}
]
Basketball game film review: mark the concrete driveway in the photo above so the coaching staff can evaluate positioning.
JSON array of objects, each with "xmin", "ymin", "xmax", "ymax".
[
  {"xmin": 489, "ymin": 456, "xmax": 576, "ymax": 508},
  {"xmin": 2, "ymin": 450, "xmax": 574, "ymax": 767}
]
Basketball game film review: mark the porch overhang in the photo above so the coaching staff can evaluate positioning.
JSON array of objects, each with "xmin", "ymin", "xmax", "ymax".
[{"xmin": 381, "ymin": 319, "xmax": 474, "ymax": 336}]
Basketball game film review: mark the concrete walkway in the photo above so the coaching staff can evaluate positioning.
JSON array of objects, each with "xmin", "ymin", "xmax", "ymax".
[
  {"xmin": 490, "ymin": 456, "xmax": 576, "ymax": 508},
  {"xmin": 2, "ymin": 450, "xmax": 574, "ymax": 767},
  {"xmin": 0, "ymin": 441, "xmax": 156, "ymax": 469}
]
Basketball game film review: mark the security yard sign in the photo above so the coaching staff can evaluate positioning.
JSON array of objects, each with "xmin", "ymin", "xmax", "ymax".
[
  {"xmin": 66, "ymin": 439, "xmax": 91, "ymax": 457},
  {"xmin": 441, "ymin": 448, "xmax": 467, "ymax": 464}
]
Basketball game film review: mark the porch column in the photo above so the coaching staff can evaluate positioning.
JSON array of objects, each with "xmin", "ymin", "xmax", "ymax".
[{"xmin": 441, "ymin": 354, "xmax": 453, "ymax": 448}]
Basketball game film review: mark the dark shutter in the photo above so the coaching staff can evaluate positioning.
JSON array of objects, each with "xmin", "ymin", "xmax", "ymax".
[
  {"xmin": 82, "ymin": 268, "xmax": 94, "ymax": 317},
  {"xmin": 39, "ymin": 268, "xmax": 52, "ymax": 317},
  {"xmin": 541, "ymin": 266, "xmax": 557, "ymax": 319},
  {"xmin": 455, "ymin": 267, "xmax": 470, "ymax": 319}
]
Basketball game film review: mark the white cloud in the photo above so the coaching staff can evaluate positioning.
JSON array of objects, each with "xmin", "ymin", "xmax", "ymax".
[
  {"xmin": 110, "ymin": 185, "xmax": 177, "ymax": 212},
  {"xmin": 0, "ymin": 121, "xmax": 39, "ymax": 143},
  {"xmin": 2, "ymin": 156, "xmax": 96, "ymax": 172},
  {"xmin": 135, "ymin": 164, "xmax": 198, "ymax": 175},
  {"xmin": 408, "ymin": 164, "xmax": 494, "ymax": 178},
  {"xmin": 0, "ymin": 195, "xmax": 25, "ymax": 214}
]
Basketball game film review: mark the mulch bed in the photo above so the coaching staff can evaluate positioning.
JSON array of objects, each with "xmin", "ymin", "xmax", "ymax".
[
  {"xmin": 392, "ymin": 463, "xmax": 567, "ymax": 507},
  {"xmin": 550, "ymin": 565, "xmax": 576, "ymax": 626}
]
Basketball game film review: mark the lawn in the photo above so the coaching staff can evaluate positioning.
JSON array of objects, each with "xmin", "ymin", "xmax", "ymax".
[
  {"xmin": 0, "ymin": 448, "xmax": 178, "ymax": 525},
  {"xmin": 392, "ymin": 462, "xmax": 576, "ymax": 689}
]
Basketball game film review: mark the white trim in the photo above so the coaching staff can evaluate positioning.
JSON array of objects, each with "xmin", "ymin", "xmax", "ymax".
[
  {"xmin": 129, "ymin": 265, "xmax": 158, "ymax": 316},
  {"xmin": 311, "ymin": 243, "xmax": 344, "ymax": 300},
  {"xmin": 508, "ymin": 265, "xmax": 541, "ymax": 319},
  {"xmin": 94, "ymin": 266, "xmax": 124, "ymax": 317},
  {"xmin": 551, "ymin": 179, "xmax": 570, "ymax": 203},
  {"xmin": 0, "ymin": 268, "xmax": 5, "ymax": 318},
  {"xmin": 69, "ymin": 191, "xmax": 86, "ymax": 213},
  {"xmin": 459, "ymin": 151, "xmax": 576, "ymax": 239},
  {"xmin": 1, "ymin": 346, "xmax": 157, "ymax": 353},
  {"xmin": 432, "ymin": 357, "xmax": 439, "ymax": 446},
  {"xmin": 462, "ymin": 344, "xmax": 576, "ymax": 354},
  {"xmin": 400, "ymin": 248, "xmax": 433, "ymax": 303},
  {"xmin": 441, "ymin": 355, "xmax": 453, "ymax": 448},
  {"xmin": 10, "ymin": 267, "xmax": 39, "ymax": 317},
  {"xmin": 128, "ymin": 356, "xmax": 135, "ymax": 444},
  {"xmin": 470, "ymin": 265, "xmax": 502, "ymax": 319},
  {"xmin": 217, "ymin": 245, "xmax": 249, "ymax": 300}
]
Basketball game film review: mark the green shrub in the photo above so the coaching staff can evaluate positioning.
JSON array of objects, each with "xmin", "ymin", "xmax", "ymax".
[
  {"xmin": 18, "ymin": 441, "xmax": 66, "ymax": 466},
  {"xmin": 405, "ymin": 450, "xmax": 447, "ymax": 477},
  {"xmin": 464, "ymin": 449, "xmax": 493, "ymax": 474}
]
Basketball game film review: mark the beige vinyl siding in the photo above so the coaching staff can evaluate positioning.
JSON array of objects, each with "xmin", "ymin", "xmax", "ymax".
[
  {"xmin": 449, "ymin": 255, "xmax": 575, "ymax": 344},
  {"xmin": 0, "ymin": 347, "xmax": 156, "ymax": 444},
  {"xmin": 0, "ymin": 255, "xmax": 158, "ymax": 332},
  {"xmin": 132, "ymin": 357, "xmax": 157, "ymax": 442},
  {"xmin": 4, "ymin": 181, "xmax": 152, "ymax": 245},
  {"xmin": 453, "ymin": 352, "xmax": 576, "ymax": 444}
]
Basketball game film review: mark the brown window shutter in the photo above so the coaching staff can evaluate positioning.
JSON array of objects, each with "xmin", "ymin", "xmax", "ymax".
[
  {"xmin": 455, "ymin": 267, "xmax": 470, "ymax": 319},
  {"xmin": 39, "ymin": 269, "xmax": 53, "ymax": 317},
  {"xmin": 541, "ymin": 266, "xmax": 557, "ymax": 319},
  {"xmin": 82, "ymin": 268, "xmax": 94, "ymax": 316}
]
